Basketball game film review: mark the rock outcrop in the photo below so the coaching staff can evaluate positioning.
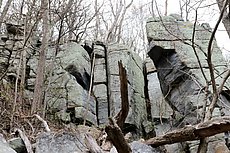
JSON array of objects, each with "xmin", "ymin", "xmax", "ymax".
[
  {"xmin": 0, "ymin": 15, "xmax": 229, "ymax": 153},
  {"xmin": 146, "ymin": 14, "xmax": 230, "ymax": 152}
]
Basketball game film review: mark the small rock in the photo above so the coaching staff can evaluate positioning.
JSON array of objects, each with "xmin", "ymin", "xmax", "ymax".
[
  {"xmin": 0, "ymin": 134, "xmax": 17, "ymax": 153},
  {"xmin": 8, "ymin": 137, "xmax": 26, "ymax": 153}
]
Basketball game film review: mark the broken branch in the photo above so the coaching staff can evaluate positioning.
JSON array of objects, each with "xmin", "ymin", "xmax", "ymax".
[
  {"xmin": 115, "ymin": 60, "xmax": 129, "ymax": 129},
  {"xmin": 145, "ymin": 117, "xmax": 230, "ymax": 147},
  {"xmin": 105, "ymin": 117, "xmax": 132, "ymax": 153},
  {"xmin": 34, "ymin": 114, "xmax": 50, "ymax": 132}
]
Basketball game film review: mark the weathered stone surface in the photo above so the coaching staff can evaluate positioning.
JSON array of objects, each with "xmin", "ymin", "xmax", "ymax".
[
  {"xmin": 146, "ymin": 14, "xmax": 230, "ymax": 152},
  {"xmin": 38, "ymin": 42, "xmax": 97, "ymax": 125},
  {"xmin": 36, "ymin": 132, "xmax": 86, "ymax": 153},
  {"xmin": 147, "ymin": 72, "xmax": 172, "ymax": 119},
  {"xmin": 46, "ymin": 69, "xmax": 97, "ymax": 125},
  {"xmin": 146, "ymin": 15, "xmax": 229, "ymax": 89},
  {"xmin": 94, "ymin": 58, "xmax": 106, "ymax": 83},
  {"xmin": 8, "ymin": 137, "xmax": 26, "ymax": 153},
  {"xmin": 35, "ymin": 126, "xmax": 101, "ymax": 153},
  {"xmin": 93, "ymin": 84, "xmax": 108, "ymax": 125},
  {"xmin": 145, "ymin": 57, "xmax": 156, "ymax": 73},
  {"xmin": 94, "ymin": 44, "xmax": 106, "ymax": 57},
  {"xmin": 55, "ymin": 42, "xmax": 91, "ymax": 90},
  {"xmin": 92, "ymin": 43, "xmax": 108, "ymax": 125},
  {"xmin": 107, "ymin": 43, "xmax": 147, "ymax": 132},
  {"xmin": 0, "ymin": 134, "xmax": 17, "ymax": 153},
  {"xmin": 110, "ymin": 141, "xmax": 163, "ymax": 153}
]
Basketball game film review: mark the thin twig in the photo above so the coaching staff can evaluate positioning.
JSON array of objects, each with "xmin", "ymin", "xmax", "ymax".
[
  {"xmin": 205, "ymin": 0, "xmax": 228, "ymax": 121},
  {"xmin": 34, "ymin": 114, "xmax": 51, "ymax": 132},
  {"xmin": 83, "ymin": 52, "xmax": 96, "ymax": 126}
]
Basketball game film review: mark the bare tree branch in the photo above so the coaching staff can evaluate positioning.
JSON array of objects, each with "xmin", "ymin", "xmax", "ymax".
[
  {"xmin": 145, "ymin": 117, "xmax": 230, "ymax": 147},
  {"xmin": 115, "ymin": 61, "xmax": 129, "ymax": 129},
  {"xmin": 205, "ymin": 0, "xmax": 228, "ymax": 121},
  {"xmin": 34, "ymin": 114, "xmax": 51, "ymax": 132},
  {"xmin": 105, "ymin": 118, "xmax": 132, "ymax": 153}
]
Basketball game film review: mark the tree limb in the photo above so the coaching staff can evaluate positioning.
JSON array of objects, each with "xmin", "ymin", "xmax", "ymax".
[
  {"xmin": 205, "ymin": 0, "xmax": 229, "ymax": 121},
  {"xmin": 115, "ymin": 61, "xmax": 129, "ymax": 129},
  {"xmin": 145, "ymin": 117, "xmax": 230, "ymax": 147},
  {"xmin": 34, "ymin": 114, "xmax": 51, "ymax": 132},
  {"xmin": 105, "ymin": 118, "xmax": 132, "ymax": 153}
]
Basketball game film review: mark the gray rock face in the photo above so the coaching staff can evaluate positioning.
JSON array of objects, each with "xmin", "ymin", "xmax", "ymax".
[
  {"xmin": 0, "ymin": 29, "xmax": 150, "ymax": 137},
  {"xmin": 36, "ymin": 132, "xmax": 87, "ymax": 153},
  {"xmin": 144, "ymin": 58, "xmax": 173, "ymax": 120},
  {"xmin": 146, "ymin": 14, "xmax": 230, "ymax": 152},
  {"xmin": 45, "ymin": 42, "xmax": 97, "ymax": 125},
  {"xmin": 0, "ymin": 134, "xmax": 17, "ymax": 153},
  {"xmin": 107, "ymin": 43, "xmax": 147, "ymax": 133},
  {"xmin": 93, "ymin": 42, "xmax": 149, "ymax": 136},
  {"xmin": 35, "ymin": 129, "xmax": 100, "ymax": 153},
  {"xmin": 93, "ymin": 43, "xmax": 108, "ymax": 125},
  {"xmin": 110, "ymin": 141, "xmax": 163, "ymax": 153},
  {"xmin": 8, "ymin": 137, "xmax": 26, "ymax": 153}
]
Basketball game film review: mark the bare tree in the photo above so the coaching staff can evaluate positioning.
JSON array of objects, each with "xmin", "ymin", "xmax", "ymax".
[
  {"xmin": 165, "ymin": 0, "xmax": 168, "ymax": 16},
  {"xmin": 0, "ymin": 0, "xmax": 13, "ymax": 29},
  {"xmin": 105, "ymin": 0, "xmax": 133, "ymax": 43},
  {"xmin": 31, "ymin": 0, "xmax": 49, "ymax": 116}
]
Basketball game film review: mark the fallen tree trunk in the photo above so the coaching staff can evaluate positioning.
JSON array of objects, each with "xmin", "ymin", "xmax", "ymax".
[
  {"xmin": 145, "ymin": 117, "xmax": 230, "ymax": 147},
  {"xmin": 105, "ymin": 118, "xmax": 132, "ymax": 153}
]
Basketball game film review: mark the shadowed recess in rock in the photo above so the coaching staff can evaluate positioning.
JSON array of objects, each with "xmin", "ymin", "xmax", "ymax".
[{"xmin": 64, "ymin": 64, "xmax": 90, "ymax": 91}]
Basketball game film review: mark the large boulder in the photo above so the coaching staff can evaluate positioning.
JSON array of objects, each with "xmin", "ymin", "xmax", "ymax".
[
  {"xmin": 146, "ymin": 14, "xmax": 230, "ymax": 152},
  {"xmin": 35, "ymin": 126, "xmax": 101, "ymax": 153},
  {"xmin": 93, "ymin": 42, "xmax": 149, "ymax": 137},
  {"xmin": 107, "ymin": 43, "xmax": 147, "ymax": 134},
  {"xmin": 44, "ymin": 42, "xmax": 96, "ymax": 125}
]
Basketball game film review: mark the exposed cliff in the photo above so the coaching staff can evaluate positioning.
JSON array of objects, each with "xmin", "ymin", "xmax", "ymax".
[{"xmin": 0, "ymin": 15, "xmax": 229, "ymax": 153}]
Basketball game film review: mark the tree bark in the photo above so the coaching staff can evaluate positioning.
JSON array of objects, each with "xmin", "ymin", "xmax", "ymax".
[
  {"xmin": 115, "ymin": 61, "xmax": 129, "ymax": 129},
  {"xmin": 31, "ymin": 0, "xmax": 49, "ymax": 115},
  {"xmin": 105, "ymin": 118, "xmax": 132, "ymax": 153},
  {"xmin": 145, "ymin": 117, "xmax": 230, "ymax": 147}
]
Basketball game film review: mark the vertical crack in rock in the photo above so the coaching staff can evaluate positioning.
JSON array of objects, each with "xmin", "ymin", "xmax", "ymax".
[
  {"xmin": 92, "ymin": 42, "xmax": 110, "ymax": 125},
  {"xmin": 104, "ymin": 44, "xmax": 110, "ymax": 118},
  {"xmin": 143, "ymin": 62, "xmax": 152, "ymax": 121},
  {"xmin": 106, "ymin": 43, "xmax": 148, "ymax": 138}
]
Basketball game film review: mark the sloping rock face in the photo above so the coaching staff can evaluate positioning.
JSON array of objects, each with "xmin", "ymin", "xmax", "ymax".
[
  {"xmin": 107, "ymin": 44, "xmax": 147, "ymax": 130},
  {"xmin": 25, "ymin": 42, "xmax": 97, "ymax": 125},
  {"xmin": 146, "ymin": 14, "xmax": 230, "ymax": 152}
]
